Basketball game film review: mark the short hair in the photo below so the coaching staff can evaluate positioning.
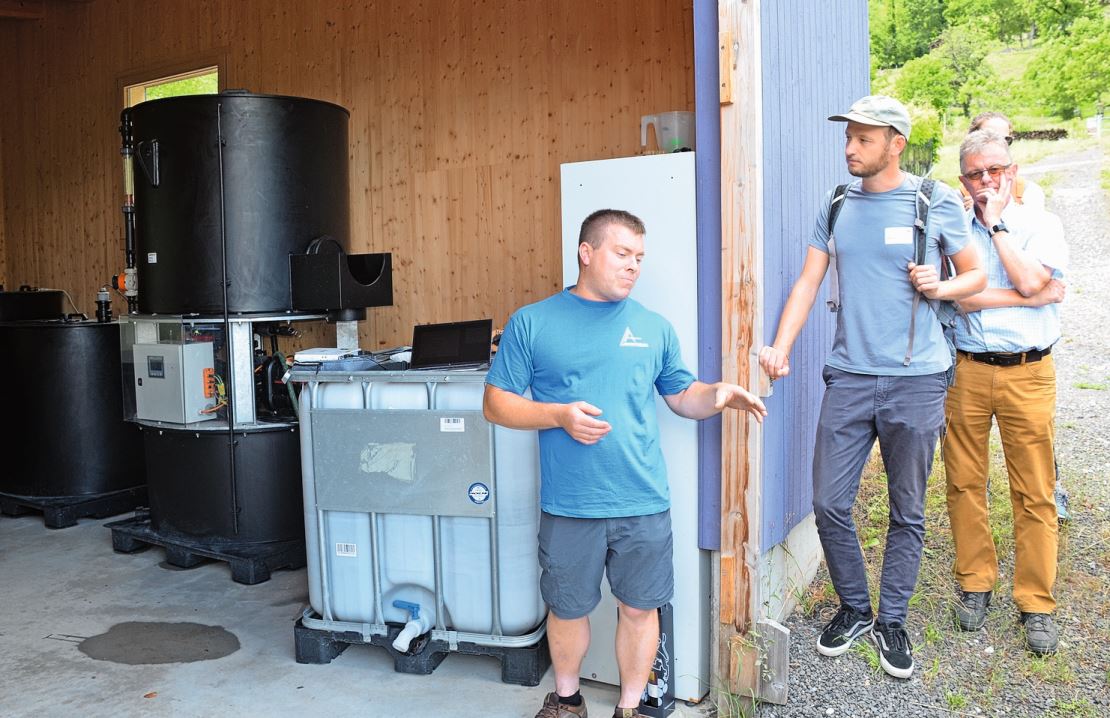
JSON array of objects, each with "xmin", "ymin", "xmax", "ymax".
[
  {"xmin": 959, "ymin": 129, "xmax": 1011, "ymax": 170},
  {"xmin": 578, "ymin": 209, "xmax": 646, "ymax": 250},
  {"xmin": 969, "ymin": 111, "xmax": 1011, "ymax": 134}
]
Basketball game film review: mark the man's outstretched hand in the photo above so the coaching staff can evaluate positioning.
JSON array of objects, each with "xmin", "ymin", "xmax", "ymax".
[{"xmin": 713, "ymin": 384, "xmax": 768, "ymax": 424}]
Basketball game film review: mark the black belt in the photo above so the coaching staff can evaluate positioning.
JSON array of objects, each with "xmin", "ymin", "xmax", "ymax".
[{"xmin": 959, "ymin": 346, "xmax": 1051, "ymax": 367}]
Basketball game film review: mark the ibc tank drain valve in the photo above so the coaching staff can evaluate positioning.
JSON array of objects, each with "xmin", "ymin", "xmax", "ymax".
[{"xmin": 391, "ymin": 600, "xmax": 430, "ymax": 654}]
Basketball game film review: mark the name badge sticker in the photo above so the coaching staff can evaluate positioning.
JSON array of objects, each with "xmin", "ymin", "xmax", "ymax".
[{"xmin": 884, "ymin": 227, "xmax": 913, "ymax": 245}]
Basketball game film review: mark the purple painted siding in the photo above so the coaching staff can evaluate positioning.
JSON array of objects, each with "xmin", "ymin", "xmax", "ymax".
[
  {"xmin": 758, "ymin": 1, "xmax": 869, "ymax": 550},
  {"xmin": 693, "ymin": 0, "xmax": 723, "ymax": 550}
]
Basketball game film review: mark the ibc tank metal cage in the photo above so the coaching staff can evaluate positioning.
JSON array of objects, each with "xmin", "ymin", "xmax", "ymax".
[{"xmin": 290, "ymin": 368, "xmax": 546, "ymax": 656}]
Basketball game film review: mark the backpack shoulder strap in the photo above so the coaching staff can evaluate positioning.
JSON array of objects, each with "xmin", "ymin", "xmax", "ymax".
[
  {"xmin": 912, "ymin": 178, "xmax": 935, "ymax": 265},
  {"xmin": 825, "ymin": 184, "xmax": 849, "ymax": 312},
  {"xmin": 904, "ymin": 178, "xmax": 937, "ymax": 366},
  {"xmin": 828, "ymin": 184, "xmax": 850, "ymax": 237}
]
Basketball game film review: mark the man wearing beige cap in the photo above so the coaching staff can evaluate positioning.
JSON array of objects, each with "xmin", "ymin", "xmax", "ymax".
[{"xmin": 759, "ymin": 95, "xmax": 985, "ymax": 678}]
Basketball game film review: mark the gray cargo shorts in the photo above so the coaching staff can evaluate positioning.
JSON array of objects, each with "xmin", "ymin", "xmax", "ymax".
[{"xmin": 537, "ymin": 510, "xmax": 674, "ymax": 619}]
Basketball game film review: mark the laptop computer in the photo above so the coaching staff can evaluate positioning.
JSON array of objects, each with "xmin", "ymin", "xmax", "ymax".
[{"xmin": 408, "ymin": 318, "xmax": 493, "ymax": 371}]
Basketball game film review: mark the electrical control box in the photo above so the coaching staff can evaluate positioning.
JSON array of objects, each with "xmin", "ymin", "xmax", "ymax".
[{"xmin": 133, "ymin": 342, "xmax": 217, "ymax": 424}]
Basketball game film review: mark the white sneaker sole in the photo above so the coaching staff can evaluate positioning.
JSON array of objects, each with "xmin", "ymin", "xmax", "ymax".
[
  {"xmin": 873, "ymin": 632, "xmax": 914, "ymax": 679},
  {"xmin": 816, "ymin": 619, "xmax": 873, "ymax": 657}
]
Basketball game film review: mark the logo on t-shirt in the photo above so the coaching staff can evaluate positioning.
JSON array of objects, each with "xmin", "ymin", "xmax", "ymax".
[{"xmin": 619, "ymin": 327, "xmax": 649, "ymax": 348}]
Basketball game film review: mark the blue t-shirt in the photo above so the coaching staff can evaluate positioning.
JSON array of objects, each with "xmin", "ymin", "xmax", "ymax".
[
  {"xmin": 486, "ymin": 289, "xmax": 695, "ymax": 518},
  {"xmin": 809, "ymin": 174, "xmax": 973, "ymax": 375}
]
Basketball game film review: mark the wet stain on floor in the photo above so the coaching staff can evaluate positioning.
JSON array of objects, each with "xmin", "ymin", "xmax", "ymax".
[{"xmin": 78, "ymin": 622, "xmax": 240, "ymax": 664}]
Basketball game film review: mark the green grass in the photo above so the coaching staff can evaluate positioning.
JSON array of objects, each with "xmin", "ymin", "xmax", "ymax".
[
  {"xmin": 945, "ymin": 691, "xmax": 969, "ymax": 710},
  {"xmin": 984, "ymin": 45, "xmax": 1040, "ymax": 84},
  {"xmin": 1022, "ymin": 653, "xmax": 1076, "ymax": 684},
  {"xmin": 1047, "ymin": 697, "xmax": 1099, "ymax": 718},
  {"xmin": 835, "ymin": 427, "xmax": 1108, "ymax": 709},
  {"xmin": 1073, "ymin": 382, "xmax": 1108, "ymax": 390},
  {"xmin": 851, "ymin": 640, "xmax": 881, "ymax": 672}
]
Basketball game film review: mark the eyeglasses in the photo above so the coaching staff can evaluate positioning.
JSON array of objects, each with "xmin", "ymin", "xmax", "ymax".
[{"xmin": 962, "ymin": 164, "xmax": 1012, "ymax": 182}]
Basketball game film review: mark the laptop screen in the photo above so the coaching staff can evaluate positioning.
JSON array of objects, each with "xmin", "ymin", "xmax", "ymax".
[{"xmin": 408, "ymin": 318, "xmax": 493, "ymax": 370}]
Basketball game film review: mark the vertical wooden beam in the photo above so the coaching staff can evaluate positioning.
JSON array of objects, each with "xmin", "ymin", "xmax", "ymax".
[{"xmin": 717, "ymin": 0, "xmax": 763, "ymax": 702}]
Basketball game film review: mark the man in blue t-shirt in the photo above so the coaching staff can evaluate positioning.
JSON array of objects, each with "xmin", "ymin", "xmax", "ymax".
[
  {"xmin": 759, "ymin": 96, "xmax": 986, "ymax": 680},
  {"xmin": 484, "ymin": 209, "xmax": 767, "ymax": 718}
]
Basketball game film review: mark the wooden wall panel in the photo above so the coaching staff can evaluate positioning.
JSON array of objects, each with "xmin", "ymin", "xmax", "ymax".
[{"xmin": 0, "ymin": 0, "xmax": 693, "ymax": 344}]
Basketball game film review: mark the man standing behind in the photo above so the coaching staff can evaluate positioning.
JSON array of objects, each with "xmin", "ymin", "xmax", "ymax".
[
  {"xmin": 960, "ymin": 112, "xmax": 1046, "ymax": 212},
  {"xmin": 484, "ymin": 209, "xmax": 767, "ymax": 718},
  {"xmin": 759, "ymin": 96, "xmax": 985, "ymax": 679},
  {"xmin": 946, "ymin": 130, "xmax": 1068, "ymax": 655}
]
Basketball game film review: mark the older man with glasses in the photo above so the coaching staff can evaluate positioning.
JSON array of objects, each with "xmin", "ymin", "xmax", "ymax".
[
  {"xmin": 960, "ymin": 112, "xmax": 1046, "ymax": 212},
  {"xmin": 945, "ymin": 129, "xmax": 1068, "ymax": 655}
]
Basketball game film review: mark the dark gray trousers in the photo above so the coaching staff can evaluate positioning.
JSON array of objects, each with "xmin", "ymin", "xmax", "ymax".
[{"xmin": 812, "ymin": 366, "xmax": 947, "ymax": 624}]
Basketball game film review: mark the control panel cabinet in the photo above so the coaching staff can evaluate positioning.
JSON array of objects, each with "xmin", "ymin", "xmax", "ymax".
[{"xmin": 133, "ymin": 342, "xmax": 216, "ymax": 424}]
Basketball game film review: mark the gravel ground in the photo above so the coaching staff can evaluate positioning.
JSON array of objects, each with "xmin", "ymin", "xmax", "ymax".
[{"xmin": 755, "ymin": 147, "xmax": 1110, "ymax": 718}]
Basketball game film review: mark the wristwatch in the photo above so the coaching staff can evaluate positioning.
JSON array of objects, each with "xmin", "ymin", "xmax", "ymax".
[{"xmin": 989, "ymin": 221, "xmax": 1008, "ymax": 237}]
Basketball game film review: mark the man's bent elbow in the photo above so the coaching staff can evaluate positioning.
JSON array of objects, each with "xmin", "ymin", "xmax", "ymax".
[
  {"xmin": 482, "ymin": 386, "xmax": 502, "ymax": 424},
  {"xmin": 1013, "ymin": 273, "xmax": 1051, "ymax": 298}
]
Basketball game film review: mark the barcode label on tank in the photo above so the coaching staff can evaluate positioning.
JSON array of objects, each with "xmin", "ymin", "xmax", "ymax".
[
  {"xmin": 440, "ymin": 417, "xmax": 465, "ymax": 432},
  {"xmin": 335, "ymin": 543, "xmax": 357, "ymax": 557}
]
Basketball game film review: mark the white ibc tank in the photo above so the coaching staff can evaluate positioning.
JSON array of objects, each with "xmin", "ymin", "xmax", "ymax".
[{"xmin": 299, "ymin": 373, "xmax": 544, "ymax": 638}]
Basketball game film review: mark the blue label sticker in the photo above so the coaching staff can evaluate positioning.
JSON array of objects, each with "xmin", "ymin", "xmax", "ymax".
[{"xmin": 467, "ymin": 482, "xmax": 490, "ymax": 504}]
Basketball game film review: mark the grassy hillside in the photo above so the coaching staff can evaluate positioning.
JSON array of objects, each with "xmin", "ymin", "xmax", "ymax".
[{"xmin": 877, "ymin": 41, "xmax": 1106, "ymax": 187}]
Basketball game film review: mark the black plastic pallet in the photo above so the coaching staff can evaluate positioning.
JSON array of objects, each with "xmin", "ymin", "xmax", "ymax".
[
  {"xmin": 105, "ymin": 514, "xmax": 306, "ymax": 585},
  {"xmin": 294, "ymin": 615, "xmax": 551, "ymax": 687},
  {"xmin": 0, "ymin": 487, "xmax": 147, "ymax": 529}
]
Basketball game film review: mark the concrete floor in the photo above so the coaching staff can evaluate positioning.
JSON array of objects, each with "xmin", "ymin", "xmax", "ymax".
[{"xmin": 0, "ymin": 513, "xmax": 710, "ymax": 718}]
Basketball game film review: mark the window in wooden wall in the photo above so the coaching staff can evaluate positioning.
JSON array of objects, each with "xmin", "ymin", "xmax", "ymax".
[{"xmin": 124, "ymin": 66, "xmax": 218, "ymax": 108}]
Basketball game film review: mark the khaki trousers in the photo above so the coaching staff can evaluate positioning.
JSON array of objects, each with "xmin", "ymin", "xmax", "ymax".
[{"xmin": 943, "ymin": 352, "xmax": 1058, "ymax": 613}]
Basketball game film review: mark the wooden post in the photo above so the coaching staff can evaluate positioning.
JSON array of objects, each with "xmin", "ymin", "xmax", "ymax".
[{"xmin": 717, "ymin": 0, "xmax": 764, "ymax": 705}]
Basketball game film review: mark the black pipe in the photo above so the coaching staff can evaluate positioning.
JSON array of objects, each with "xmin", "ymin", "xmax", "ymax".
[
  {"xmin": 216, "ymin": 102, "xmax": 241, "ymax": 536},
  {"xmin": 119, "ymin": 109, "xmax": 138, "ymax": 315}
]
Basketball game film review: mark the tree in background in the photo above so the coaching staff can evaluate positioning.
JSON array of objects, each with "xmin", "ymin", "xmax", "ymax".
[
  {"xmin": 894, "ymin": 23, "xmax": 999, "ymax": 119},
  {"xmin": 944, "ymin": 0, "xmax": 1031, "ymax": 44},
  {"xmin": 1025, "ymin": 15, "xmax": 1110, "ymax": 118},
  {"xmin": 895, "ymin": 54, "xmax": 956, "ymax": 115},
  {"xmin": 870, "ymin": 0, "xmax": 948, "ymax": 68},
  {"xmin": 1025, "ymin": 0, "xmax": 1106, "ymax": 38}
]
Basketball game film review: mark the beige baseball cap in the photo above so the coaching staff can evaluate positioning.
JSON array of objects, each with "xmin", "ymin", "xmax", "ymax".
[{"xmin": 828, "ymin": 95, "xmax": 912, "ymax": 139}]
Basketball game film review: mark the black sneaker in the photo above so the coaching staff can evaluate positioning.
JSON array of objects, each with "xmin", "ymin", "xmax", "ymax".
[
  {"xmin": 1020, "ymin": 612, "xmax": 1059, "ymax": 655},
  {"xmin": 817, "ymin": 604, "xmax": 874, "ymax": 657},
  {"xmin": 954, "ymin": 590, "xmax": 992, "ymax": 631},
  {"xmin": 872, "ymin": 621, "xmax": 914, "ymax": 679}
]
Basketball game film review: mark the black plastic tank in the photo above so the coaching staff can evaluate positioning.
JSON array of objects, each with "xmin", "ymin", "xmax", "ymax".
[
  {"xmin": 128, "ymin": 92, "xmax": 350, "ymax": 315},
  {"xmin": 0, "ymin": 319, "xmax": 145, "ymax": 498},
  {"xmin": 0, "ymin": 287, "xmax": 67, "ymax": 322},
  {"xmin": 143, "ymin": 425, "xmax": 303, "ymax": 544}
]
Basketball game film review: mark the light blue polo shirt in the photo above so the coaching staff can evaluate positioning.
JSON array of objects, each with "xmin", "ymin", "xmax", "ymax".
[
  {"xmin": 486, "ymin": 289, "xmax": 695, "ymax": 518},
  {"xmin": 809, "ymin": 174, "xmax": 973, "ymax": 375}
]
